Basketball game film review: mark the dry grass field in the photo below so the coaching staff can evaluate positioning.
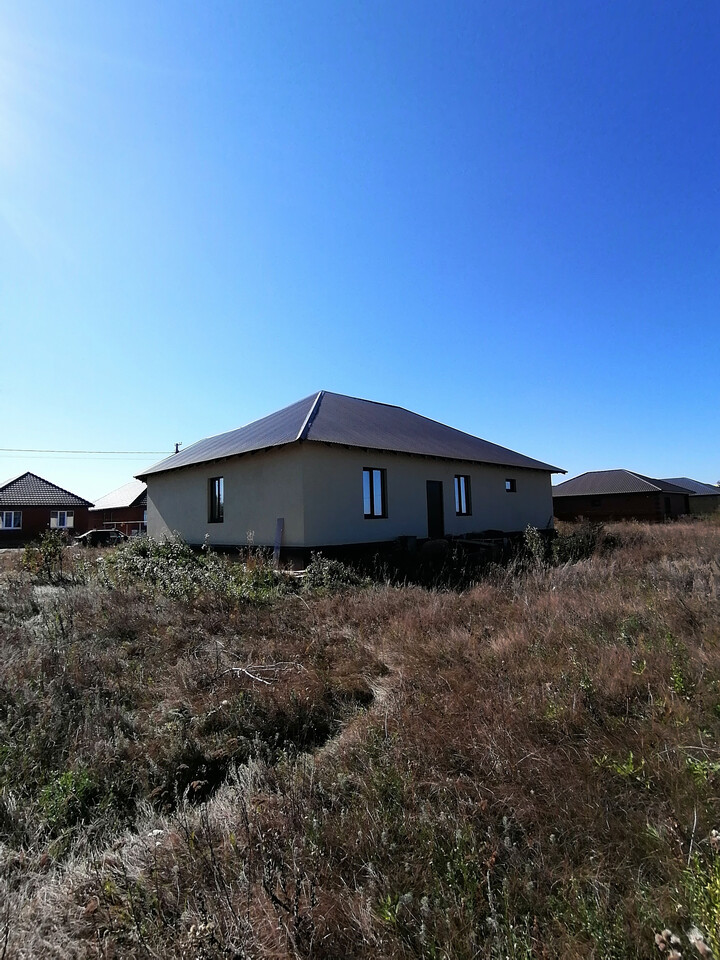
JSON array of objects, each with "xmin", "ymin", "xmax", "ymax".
[{"xmin": 1, "ymin": 518, "xmax": 719, "ymax": 958}]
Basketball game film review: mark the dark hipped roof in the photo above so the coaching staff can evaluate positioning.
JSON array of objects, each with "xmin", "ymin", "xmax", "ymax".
[
  {"xmin": 553, "ymin": 470, "xmax": 694, "ymax": 498},
  {"xmin": 662, "ymin": 478, "xmax": 720, "ymax": 496},
  {"xmin": 0, "ymin": 472, "xmax": 93, "ymax": 508},
  {"xmin": 90, "ymin": 479, "xmax": 147, "ymax": 512},
  {"xmin": 138, "ymin": 391, "xmax": 564, "ymax": 479}
]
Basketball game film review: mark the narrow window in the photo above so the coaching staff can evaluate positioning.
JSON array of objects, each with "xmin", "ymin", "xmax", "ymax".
[
  {"xmin": 363, "ymin": 468, "xmax": 387, "ymax": 518},
  {"xmin": 454, "ymin": 475, "xmax": 472, "ymax": 516},
  {"xmin": 209, "ymin": 477, "xmax": 224, "ymax": 522},
  {"xmin": 505, "ymin": 478, "xmax": 517, "ymax": 493}
]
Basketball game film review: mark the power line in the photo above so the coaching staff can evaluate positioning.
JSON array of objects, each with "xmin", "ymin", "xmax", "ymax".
[
  {"xmin": 0, "ymin": 447, "xmax": 169, "ymax": 454},
  {"xmin": 0, "ymin": 454, "xmax": 159, "ymax": 461}
]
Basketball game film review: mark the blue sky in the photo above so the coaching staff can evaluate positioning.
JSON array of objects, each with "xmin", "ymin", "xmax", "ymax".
[{"xmin": 2, "ymin": 1, "xmax": 718, "ymax": 500}]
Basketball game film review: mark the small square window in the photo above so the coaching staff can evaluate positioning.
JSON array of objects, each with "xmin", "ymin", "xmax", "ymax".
[
  {"xmin": 505, "ymin": 479, "xmax": 517, "ymax": 493},
  {"xmin": 209, "ymin": 477, "xmax": 224, "ymax": 523},
  {"xmin": 1, "ymin": 510, "xmax": 21, "ymax": 529},
  {"xmin": 454, "ymin": 475, "xmax": 472, "ymax": 516},
  {"xmin": 363, "ymin": 468, "xmax": 387, "ymax": 518}
]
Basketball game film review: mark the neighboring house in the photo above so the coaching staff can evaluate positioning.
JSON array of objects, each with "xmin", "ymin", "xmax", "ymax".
[
  {"xmin": 662, "ymin": 478, "xmax": 720, "ymax": 516},
  {"xmin": 0, "ymin": 472, "xmax": 92, "ymax": 545},
  {"xmin": 90, "ymin": 480, "xmax": 148, "ymax": 536},
  {"xmin": 137, "ymin": 390, "xmax": 564, "ymax": 558},
  {"xmin": 553, "ymin": 470, "xmax": 693, "ymax": 522}
]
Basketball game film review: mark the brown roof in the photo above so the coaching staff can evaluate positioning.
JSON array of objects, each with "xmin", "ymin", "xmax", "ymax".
[
  {"xmin": 0, "ymin": 472, "xmax": 93, "ymax": 508},
  {"xmin": 553, "ymin": 470, "xmax": 693, "ymax": 498},
  {"xmin": 662, "ymin": 478, "xmax": 720, "ymax": 496},
  {"xmin": 138, "ymin": 391, "xmax": 564, "ymax": 479}
]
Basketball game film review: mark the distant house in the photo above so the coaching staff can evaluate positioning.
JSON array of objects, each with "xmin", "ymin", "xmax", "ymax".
[
  {"xmin": 90, "ymin": 480, "xmax": 148, "ymax": 536},
  {"xmin": 137, "ymin": 391, "xmax": 564, "ymax": 559},
  {"xmin": 0, "ymin": 472, "xmax": 92, "ymax": 545},
  {"xmin": 553, "ymin": 470, "xmax": 692, "ymax": 522},
  {"xmin": 662, "ymin": 478, "xmax": 720, "ymax": 516}
]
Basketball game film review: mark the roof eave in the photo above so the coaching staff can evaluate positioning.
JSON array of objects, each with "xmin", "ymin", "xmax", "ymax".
[
  {"xmin": 139, "ymin": 436, "xmax": 563, "ymax": 478},
  {"xmin": 136, "ymin": 440, "xmax": 295, "ymax": 480}
]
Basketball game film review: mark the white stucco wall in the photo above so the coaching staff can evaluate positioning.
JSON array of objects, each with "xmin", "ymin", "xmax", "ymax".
[
  {"xmin": 146, "ymin": 441, "xmax": 555, "ymax": 548},
  {"xmin": 146, "ymin": 445, "xmax": 306, "ymax": 547},
  {"xmin": 300, "ymin": 443, "xmax": 554, "ymax": 545}
]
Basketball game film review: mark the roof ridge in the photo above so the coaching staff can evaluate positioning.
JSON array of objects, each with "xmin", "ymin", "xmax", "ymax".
[
  {"xmin": 0, "ymin": 471, "xmax": 92, "ymax": 506},
  {"xmin": 138, "ymin": 391, "xmax": 564, "ymax": 478},
  {"xmin": 0, "ymin": 470, "xmax": 31, "ymax": 490},
  {"xmin": 322, "ymin": 391, "xmax": 501, "ymax": 441},
  {"xmin": 296, "ymin": 391, "xmax": 324, "ymax": 441},
  {"xmin": 625, "ymin": 470, "xmax": 662, "ymax": 492},
  {"xmin": 321, "ymin": 390, "xmax": 409, "ymax": 412}
]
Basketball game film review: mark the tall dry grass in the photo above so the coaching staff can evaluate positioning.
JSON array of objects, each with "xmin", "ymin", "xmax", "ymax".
[{"xmin": 1, "ymin": 517, "xmax": 719, "ymax": 957}]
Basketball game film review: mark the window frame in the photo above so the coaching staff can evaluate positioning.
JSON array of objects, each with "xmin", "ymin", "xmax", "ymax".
[
  {"xmin": 50, "ymin": 510, "xmax": 74, "ymax": 529},
  {"xmin": 454, "ymin": 475, "xmax": 472, "ymax": 516},
  {"xmin": 505, "ymin": 478, "xmax": 517, "ymax": 493},
  {"xmin": 208, "ymin": 476, "xmax": 224, "ymax": 523},
  {"xmin": 363, "ymin": 467, "xmax": 387, "ymax": 519},
  {"xmin": 0, "ymin": 510, "xmax": 21, "ymax": 530}
]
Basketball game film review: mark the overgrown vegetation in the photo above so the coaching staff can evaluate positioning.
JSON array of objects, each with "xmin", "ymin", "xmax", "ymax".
[{"xmin": 1, "ymin": 516, "xmax": 719, "ymax": 957}]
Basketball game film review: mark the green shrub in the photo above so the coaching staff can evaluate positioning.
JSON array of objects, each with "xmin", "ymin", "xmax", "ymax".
[
  {"xmin": 303, "ymin": 552, "xmax": 367, "ymax": 592},
  {"xmin": 552, "ymin": 521, "xmax": 603, "ymax": 564},
  {"xmin": 93, "ymin": 533, "xmax": 283, "ymax": 603},
  {"xmin": 523, "ymin": 524, "xmax": 549, "ymax": 567},
  {"xmin": 683, "ymin": 855, "xmax": 720, "ymax": 956},
  {"xmin": 38, "ymin": 767, "xmax": 99, "ymax": 834},
  {"xmin": 22, "ymin": 529, "xmax": 69, "ymax": 580}
]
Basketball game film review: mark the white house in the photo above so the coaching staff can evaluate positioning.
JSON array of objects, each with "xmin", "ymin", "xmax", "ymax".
[{"xmin": 137, "ymin": 391, "xmax": 564, "ymax": 554}]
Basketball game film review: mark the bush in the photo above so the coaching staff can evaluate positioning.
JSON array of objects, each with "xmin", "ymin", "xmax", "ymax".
[
  {"xmin": 38, "ymin": 767, "xmax": 99, "ymax": 835},
  {"xmin": 22, "ymin": 529, "xmax": 70, "ymax": 580},
  {"xmin": 1, "ymin": 518, "xmax": 720, "ymax": 958},
  {"xmin": 93, "ymin": 533, "xmax": 284, "ymax": 603},
  {"xmin": 303, "ymin": 552, "xmax": 367, "ymax": 592},
  {"xmin": 552, "ymin": 520, "xmax": 603, "ymax": 563}
]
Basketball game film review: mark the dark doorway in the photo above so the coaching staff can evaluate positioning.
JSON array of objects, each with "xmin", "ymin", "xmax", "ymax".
[{"xmin": 426, "ymin": 480, "xmax": 444, "ymax": 538}]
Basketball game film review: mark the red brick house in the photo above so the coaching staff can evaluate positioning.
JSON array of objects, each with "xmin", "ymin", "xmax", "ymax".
[
  {"xmin": 662, "ymin": 478, "xmax": 720, "ymax": 516},
  {"xmin": 0, "ymin": 472, "xmax": 92, "ymax": 545},
  {"xmin": 89, "ymin": 479, "xmax": 147, "ymax": 536},
  {"xmin": 553, "ymin": 470, "xmax": 692, "ymax": 522}
]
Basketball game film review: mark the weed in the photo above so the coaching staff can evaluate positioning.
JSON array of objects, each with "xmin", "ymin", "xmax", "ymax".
[
  {"xmin": 38, "ymin": 767, "xmax": 99, "ymax": 834},
  {"xmin": 683, "ymin": 856, "xmax": 720, "ymax": 956},
  {"xmin": 21, "ymin": 529, "xmax": 70, "ymax": 580},
  {"xmin": 552, "ymin": 520, "xmax": 603, "ymax": 564},
  {"xmin": 0, "ymin": 517, "xmax": 719, "ymax": 957},
  {"xmin": 303, "ymin": 553, "xmax": 367, "ymax": 592},
  {"xmin": 595, "ymin": 751, "xmax": 649, "ymax": 787},
  {"xmin": 686, "ymin": 756, "xmax": 720, "ymax": 786}
]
